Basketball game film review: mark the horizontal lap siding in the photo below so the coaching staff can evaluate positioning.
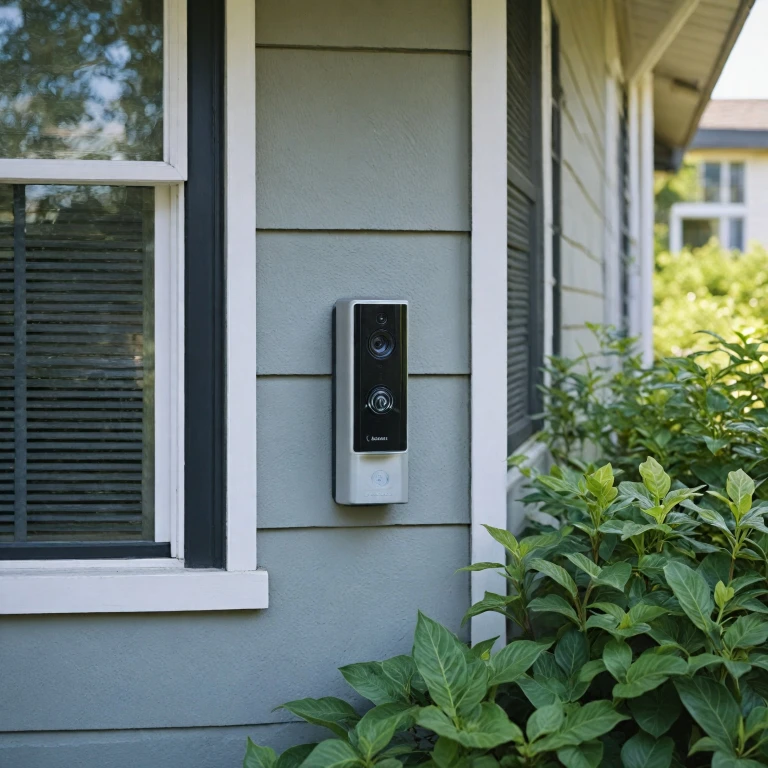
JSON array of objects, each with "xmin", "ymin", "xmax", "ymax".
[
  {"xmin": 0, "ymin": 2, "xmax": 473, "ymax": 764},
  {"xmin": 551, "ymin": 0, "xmax": 612, "ymax": 352}
]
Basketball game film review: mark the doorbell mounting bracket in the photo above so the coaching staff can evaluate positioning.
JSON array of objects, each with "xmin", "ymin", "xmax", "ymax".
[{"xmin": 333, "ymin": 299, "xmax": 408, "ymax": 505}]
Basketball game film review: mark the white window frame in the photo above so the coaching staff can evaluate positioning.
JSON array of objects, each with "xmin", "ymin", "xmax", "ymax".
[{"xmin": 0, "ymin": 0, "xmax": 267, "ymax": 614}]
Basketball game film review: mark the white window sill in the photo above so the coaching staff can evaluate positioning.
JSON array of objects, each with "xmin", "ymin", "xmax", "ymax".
[{"xmin": 0, "ymin": 565, "xmax": 269, "ymax": 615}]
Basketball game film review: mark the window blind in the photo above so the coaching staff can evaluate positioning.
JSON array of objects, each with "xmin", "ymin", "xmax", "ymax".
[
  {"xmin": 507, "ymin": 0, "xmax": 544, "ymax": 452},
  {"xmin": 0, "ymin": 185, "xmax": 154, "ymax": 544}
]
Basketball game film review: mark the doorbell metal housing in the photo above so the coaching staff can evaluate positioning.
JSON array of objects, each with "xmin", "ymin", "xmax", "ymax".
[{"xmin": 333, "ymin": 299, "xmax": 408, "ymax": 505}]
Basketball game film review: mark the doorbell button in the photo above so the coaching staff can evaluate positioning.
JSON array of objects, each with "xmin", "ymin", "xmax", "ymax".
[
  {"xmin": 371, "ymin": 470, "xmax": 389, "ymax": 487},
  {"xmin": 367, "ymin": 386, "xmax": 394, "ymax": 414}
]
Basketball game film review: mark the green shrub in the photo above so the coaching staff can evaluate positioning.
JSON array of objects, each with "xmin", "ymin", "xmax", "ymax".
[
  {"xmin": 654, "ymin": 243, "xmax": 768, "ymax": 359},
  {"xmin": 536, "ymin": 327, "xmax": 768, "ymax": 494},
  {"xmin": 244, "ymin": 460, "xmax": 768, "ymax": 767}
]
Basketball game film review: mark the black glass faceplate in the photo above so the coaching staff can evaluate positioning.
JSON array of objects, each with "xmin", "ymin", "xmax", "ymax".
[{"xmin": 353, "ymin": 303, "xmax": 407, "ymax": 453}]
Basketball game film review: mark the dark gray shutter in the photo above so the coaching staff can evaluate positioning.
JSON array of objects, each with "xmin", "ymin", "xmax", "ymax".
[
  {"xmin": 0, "ymin": 185, "xmax": 154, "ymax": 544},
  {"xmin": 507, "ymin": 0, "xmax": 543, "ymax": 452}
]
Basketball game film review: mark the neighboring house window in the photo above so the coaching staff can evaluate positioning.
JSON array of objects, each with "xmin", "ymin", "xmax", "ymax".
[
  {"xmin": 702, "ymin": 163, "xmax": 721, "ymax": 202},
  {"xmin": 618, "ymin": 89, "xmax": 631, "ymax": 334},
  {"xmin": 551, "ymin": 14, "xmax": 562, "ymax": 357},
  {"xmin": 506, "ymin": 0, "xmax": 543, "ymax": 452},
  {"xmin": 729, "ymin": 218, "xmax": 745, "ymax": 251},
  {"xmin": 729, "ymin": 162, "xmax": 745, "ymax": 203},
  {"xmin": 682, "ymin": 218, "xmax": 718, "ymax": 249}
]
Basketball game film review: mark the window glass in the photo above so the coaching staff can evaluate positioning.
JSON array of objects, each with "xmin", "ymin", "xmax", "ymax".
[
  {"xmin": 729, "ymin": 218, "xmax": 745, "ymax": 252},
  {"xmin": 730, "ymin": 162, "xmax": 745, "ymax": 203},
  {"xmin": 0, "ymin": 1, "xmax": 163, "ymax": 161},
  {"xmin": 682, "ymin": 218, "xmax": 718, "ymax": 249},
  {"xmin": 702, "ymin": 163, "xmax": 721, "ymax": 202},
  {"xmin": 0, "ymin": 184, "xmax": 154, "ymax": 543}
]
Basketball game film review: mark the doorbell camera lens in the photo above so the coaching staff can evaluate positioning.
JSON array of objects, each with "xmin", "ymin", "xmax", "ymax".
[
  {"xmin": 367, "ymin": 386, "xmax": 394, "ymax": 414},
  {"xmin": 376, "ymin": 312, "xmax": 388, "ymax": 325},
  {"xmin": 368, "ymin": 330, "xmax": 394, "ymax": 359}
]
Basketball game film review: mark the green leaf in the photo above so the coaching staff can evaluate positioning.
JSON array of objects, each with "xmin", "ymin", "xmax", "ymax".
[
  {"xmin": 462, "ymin": 592, "xmax": 516, "ymax": 626},
  {"xmin": 727, "ymin": 469, "xmax": 755, "ymax": 520},
  {"xmin": 244, "ymin": 738, "xmax": 277, "ymax": 768},
  {"xmin": 603, "ymin": 639, "xmax": 632, "ymax": 682},
  {"xmin": 554, "ymin": 630, "xmax": 589, "ymax": 679},
  {"xmin": 711, "ymin": 754, "xmax": 767, "ymax": 768},
  {"xmin": 457, "ymin": 562, "xmax": 506, "ymax": 572},
  {"xmin": 640, "ymin": 457, "xmax": 671, "ymax": 501},
  {"xmin": 663, "ymin": 561, "xmax": 715, "ymax": 634},
  {"xmin": 489, "ymin": 639, "xmax": 552, "ymax": 685},
  {"xmin": 578, "ymin": 659, "xmax": 606, "ymax": 683},
  {"xmin": 595, "ymin": 562, "xmax": 632, "ymax": 591},
  {"xmin": 412, "ymin": 613, "xmax": 470, "ymax": 718},
  {"xmin": 529, "ymin": 559, "xmax": 578, "ymax": 597},
  {"xmin": 746, "ymin": 706, "xmax": 768, "ymax": 739},
  {"xmin": 417, "ymin": 703, "xmax": 523, "ymax": 750},
  {"xmin": 687, "ymin": 653, "xmax": 726, "ymax": 674},
  {"xmin": 482, "ymin": 525, "xmax": 519, "ymax": 555},
  {"xmin": 620, "ymin": 732, "xmax": 674, "ymax": 768},
  {"xmin": 431, "ymin": 738, "xmax": 463, "ymax": 768},
  {"xmin": 527, "ymin": 595, "xmax": 580, "ymax": 624},
  {"xmin": 276, "ymin": 698, "xmax": 359, "ymax": 738},
  {"xmin": 529, "ymin": 700, "xmax": 628, "ymax": 753},
  {"xmin": 275, "ymin": 744, "xmax": 316, "ymax": 768},
  {"xmin": 715, "ymin": 581, "xmax": 736, "ymax": 611},
  {"xmin": 674, "ymin": 676, "xmax": 740, "ymax": 754},
  {"xmin": 526, "ymin": 701, "xmax": 564, "ymax": 742},
  {"xmin": 556, "ymin": 740, "xmax": 603, "ymax": 768},
  {"xmin": 564, "ymin": 552, "xmax": 601, "ymax": 580},
  {"xmin": 724, "ymin": 615, "xmax": 768, "ymax": 650},
  {"xmin": 628, "ymin": 683, "xmax": 681, "ymax": 737},
  {"xmin": 353, "ymin": 703, "xmax": 415, "ymax": 760},
  {"xmin": 374, "ymin": 761, "xmax": 403, "ymax": 768},
  {"xmin": 470, "ymin": 637, "xmax": 499, "ymax": 660},
  {"xmin": 340, "ymin": 662, "xmax": 406, "ymax": 706},
  {"xmin": 689, "ymin": 736, "xmax": 719, "ymax": 755},
  {"xmin": 301, "ymin": 740, "xmax": 365, "ymax": 768},
  {"xmin": 612, "ymin": 652, "xmax": 688, "ymax": 699},
  {"xmin": 516, "ymin": 674, "xmax": 561, "ymax": 708}
]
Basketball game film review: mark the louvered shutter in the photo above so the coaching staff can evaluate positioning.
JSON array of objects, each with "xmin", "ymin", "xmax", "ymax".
[
  {"xmin": 507, "ymin": 0, "xmax": 543, "ymax": 451},
  {"xmin": 0, "ymin": 185, "xmax": 154, "ymax": 543}
]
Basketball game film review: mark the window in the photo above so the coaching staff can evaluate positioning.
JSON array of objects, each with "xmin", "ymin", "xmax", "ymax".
[
  {"xmin": 729, "ymin": 218, "xmax": 745, "ymax": 251},
  {"xmin": 0, "ymin": 0, "xmax": 264, "ymax": 612},
  {"xmin": 682, "ymin": 218, "xmax": 718, "ymax": 249},
  {"xmin": 729, "ymin": 162, "xmax": 745, "ymax": 204},
  {"xmin": 506, "ymin": 0, "xmax": 543, "ymax": 452},
  {"xmin": 702, "ymin": 163, "xmax": 721, "ymax": 203}
]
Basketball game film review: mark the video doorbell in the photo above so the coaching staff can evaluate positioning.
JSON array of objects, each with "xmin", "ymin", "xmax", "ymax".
[{"xmin": 333, "ymin": 299, "xmax": 408, "ymax": 505}]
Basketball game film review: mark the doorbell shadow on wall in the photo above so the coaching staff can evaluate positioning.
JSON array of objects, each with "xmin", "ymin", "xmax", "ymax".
[{"xmin": 333, "ymin": 299, "xmax": 408, "ymax": 505}]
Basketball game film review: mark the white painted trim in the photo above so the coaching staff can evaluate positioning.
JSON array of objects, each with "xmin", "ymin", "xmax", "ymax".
[
  {"xmin": 627, "ymin": 81, "xmax": 642, "ymax": 341},
  {"xmin": 603, "ymin": 77, "xmax": 621, "ymax": 329},
  {"xmin": 0, "ymin": 160, "xmax": 185, "ymax": 185},
  {"xmin": 165, "ymin": 0, "xmax": 188, "ymax": 178},
  {"xmin": 0, "ymin": 569, "xmax": 268, "ymax": 614},
  {"xmin": 224, "ymin": 0, "xmax": 258, "ymax": 572},
  {"xmin": 638, "ymin": 72, "xmax": 655, "ymax": 365},
  {"xmin": 470, "ymin": 0, "xmax": 508, "ymax": 648},
  {"xmin": 671, "ymin": 202, "xmax": 748, "ymax": 219},
  {"xmin": 626, "ymin": 0, "xmax": 702, "ymax": 81}
]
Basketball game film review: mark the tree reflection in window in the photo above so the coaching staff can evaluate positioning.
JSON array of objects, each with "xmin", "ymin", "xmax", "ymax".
[{"xmin": 0, "ymin": 0, "xmax": 163, "ymax": 161}]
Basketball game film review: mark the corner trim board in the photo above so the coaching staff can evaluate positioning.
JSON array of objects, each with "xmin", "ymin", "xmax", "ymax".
[{"xmin": 470, "ymin": 0, "xmax": 508, "ymax": 648}]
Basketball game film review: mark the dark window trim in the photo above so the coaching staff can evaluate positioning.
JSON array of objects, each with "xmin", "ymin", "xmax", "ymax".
[
  {"xmin": 184, "ymin": 0, "xmax": 226, "ymax": 569},
  {"xmin": 551, "ymin": 15, "xmax": 562, "ymax": 358},
  {"xmin": 0, "ymin": 0, "xmax": 226, "ymax": 564}
]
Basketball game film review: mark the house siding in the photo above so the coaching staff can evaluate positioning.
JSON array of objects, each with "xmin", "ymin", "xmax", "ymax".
[
  {"xmin": 0, "ymin": 2, "xmax": 472, "ymax": 766},
  {"xmin": 745, "ymin": 156, "xmax": 768, "ymax": 247},
  {"xmin": 552, "ymin": 0, "xmax": 617, "ymax": 358}
]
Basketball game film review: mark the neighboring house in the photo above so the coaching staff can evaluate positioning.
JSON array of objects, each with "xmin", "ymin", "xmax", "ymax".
[
  {"xmin": 0, "ymin": 1, "xmax": 753, "ymax": 766},
  {"xmin": 670, "ymin": 99, "xmax": 768, "ymax": 252}
]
